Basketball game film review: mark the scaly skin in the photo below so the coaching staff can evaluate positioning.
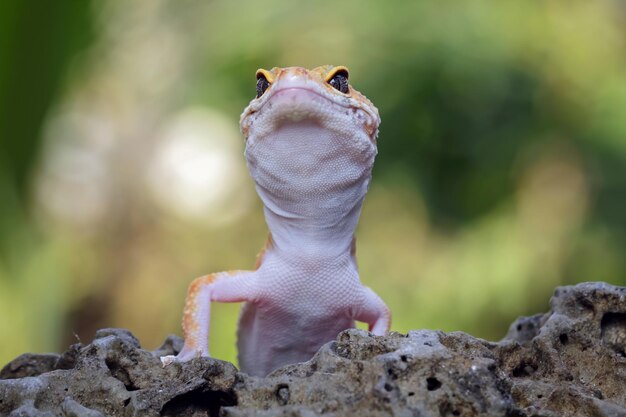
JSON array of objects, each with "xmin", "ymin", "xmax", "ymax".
[{"xmin": 161, "ymin": 65, "xmax": 391, "ymax": 377}]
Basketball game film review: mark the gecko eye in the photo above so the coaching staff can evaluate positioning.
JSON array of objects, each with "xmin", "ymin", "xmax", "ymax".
[
  {"xmin": 328, "ymin": 69, "xmax": 349, "ymax": 94},
  {"xmin": 256, "ymin": 73, "xmax": 270, "ymax": 98}
]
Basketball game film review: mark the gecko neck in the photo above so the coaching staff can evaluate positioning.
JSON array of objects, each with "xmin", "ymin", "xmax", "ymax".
[
  {"xmin": 260, "ymin": 193, "xmax": 365, "ymax": 258},
  {"xmin": 245, "ymin": 122, "xmax": 377, "ymax": 258}
]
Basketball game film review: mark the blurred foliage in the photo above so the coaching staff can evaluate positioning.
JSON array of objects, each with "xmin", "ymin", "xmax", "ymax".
[
  {"xmin": 1, "ymin": 0, "xmax": 624, "ymax": 367},
  {"xmin": 0, "ymin": 0, "xmax": 94, "ymax": 362}
]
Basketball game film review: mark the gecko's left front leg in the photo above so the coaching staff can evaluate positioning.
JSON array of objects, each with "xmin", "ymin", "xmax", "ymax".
[
  {"xmin": 354, "ymin": 286, "xmax": 392, "ymax": 335},
  {"xmin": 160, "ymin": 270, "xmax": 257, "ymax": 366}
]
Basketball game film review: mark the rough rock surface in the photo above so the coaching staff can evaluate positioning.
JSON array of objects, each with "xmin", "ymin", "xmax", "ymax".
[{"xmin": 1, "ymin": 282, "xmax": 625, "ymax": 416}]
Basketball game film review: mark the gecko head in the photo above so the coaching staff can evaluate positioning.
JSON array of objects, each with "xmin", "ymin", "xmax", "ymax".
[{"xmin": 239, "ymin": 65, "xmax": 380, "ymax": 147}]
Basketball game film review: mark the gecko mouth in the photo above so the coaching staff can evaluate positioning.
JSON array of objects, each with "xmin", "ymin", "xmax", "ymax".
[
  {"xmin": 264, "ymin": 86, "xmax": 351, "ymax": 109},
  {"xmin": 272, "ymin": 87, "xmax": 340, "ymax": 101}
]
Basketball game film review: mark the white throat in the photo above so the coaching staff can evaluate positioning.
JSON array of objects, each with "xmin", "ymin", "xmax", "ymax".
[{"xmin": 245, "ymin": 120, "xmax": 376, "ymax": 257}]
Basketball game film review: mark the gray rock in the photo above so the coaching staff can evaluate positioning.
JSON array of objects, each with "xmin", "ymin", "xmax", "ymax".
[
  {"xmin": 0, "ymin": 329, "xmax": 237, "ymax": 416},
  {"xmin": 1, "ymin": 282, "xmax": 625, "ymax": 416},
  {"xmin": 61, "ymin": 397, "xmax": 106, "ymax": 417},
  {"xmin": 0, "ymin": 353, "xmax": 60, "ymax": 380}
]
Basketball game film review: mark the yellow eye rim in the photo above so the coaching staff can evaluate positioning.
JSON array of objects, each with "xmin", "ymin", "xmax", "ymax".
[
  {"xmin": 255, "ymin": 69, "xmax": 275, "ymax": 84},
  {"xmin": 324, "ymin": 66, "xmax": 350, "ymax": 83}
]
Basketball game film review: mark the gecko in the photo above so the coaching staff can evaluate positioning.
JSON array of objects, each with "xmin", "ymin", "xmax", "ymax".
[{"xmin": 160, "ymin": 65, "xmax": 391, "ymax": 377}]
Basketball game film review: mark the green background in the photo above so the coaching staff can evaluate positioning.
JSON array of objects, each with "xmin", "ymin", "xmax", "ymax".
[{"xmin": 1, "ymin": 0, "xmax": 624, "ymax": 367}]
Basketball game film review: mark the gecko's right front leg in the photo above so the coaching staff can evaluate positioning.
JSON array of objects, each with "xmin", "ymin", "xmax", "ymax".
[{"xmin": 160, "ymin": 270, "xmax": 257, "ymax": 366}]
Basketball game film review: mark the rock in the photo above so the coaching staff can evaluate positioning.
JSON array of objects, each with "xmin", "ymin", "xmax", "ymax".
[
  {"xmin": 93, "ymin": 328, "xmax": 141, "ymax": 349},
  {"xmin": 1, "ymin": 282, "xmax": 625, "ymax": 416},
  {"xmin": 0, "ymin": 353, "xmax": 60, "ymax": 380},
  {"xmin": 0, "ymin": 329, "xmax": 238, "ymax": 417},
  {"xmin": 231, "ymin": 330, "xmax": 515, "ymax": 416},
  {"xmin": 61, "ymin": 398, "xmax": 106, "ymax": 417}
]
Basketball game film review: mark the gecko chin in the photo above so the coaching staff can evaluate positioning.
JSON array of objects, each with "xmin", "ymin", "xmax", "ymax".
[
  {"xmin": 261, "ymin": 88, "xmax": 348, "ymax": 125},
  {"xmin": 248, "ymin": 95, "xmax": 377, "ymax": 150}
]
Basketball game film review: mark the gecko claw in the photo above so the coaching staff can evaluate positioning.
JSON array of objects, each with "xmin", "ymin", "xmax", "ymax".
[
  {"xmin": 160, "ymin": 355, "xmax": 177, "ymax": 367},
  {"xmin": 160, "ymin": 348, "xmax": 208, "ymax": 367}
]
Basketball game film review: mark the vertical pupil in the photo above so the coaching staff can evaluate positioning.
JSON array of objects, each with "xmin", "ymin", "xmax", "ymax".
[
  {"xmin": 256, "ymin": 76, "xmax": 270, "ymax": 98},
  {"xmin": 330, "ymin": 72, "xmax": 349, "ymax": 93}
]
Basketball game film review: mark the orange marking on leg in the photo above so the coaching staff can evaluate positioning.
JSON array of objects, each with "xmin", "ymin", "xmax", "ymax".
[
  {"xmin": 180, "ymin": 270, "xmax": 245, "ymax": 349},
  {"xmin": 255, "ymin": 234, "xmax": 273, "ymax": 269},
  {"xmin": 181, "ymin": 273, "xmax": 220, "ymax": 346}
]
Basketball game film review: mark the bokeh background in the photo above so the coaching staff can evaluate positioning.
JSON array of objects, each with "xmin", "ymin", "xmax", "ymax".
[{"xmin": 1, "ymin": 0, "xmax": 625, "ymax": 367}]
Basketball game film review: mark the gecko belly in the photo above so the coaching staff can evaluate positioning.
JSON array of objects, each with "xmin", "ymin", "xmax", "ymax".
[{"xmin": 236, "ymin": 300, "xmax": 354, "ymax": 377}]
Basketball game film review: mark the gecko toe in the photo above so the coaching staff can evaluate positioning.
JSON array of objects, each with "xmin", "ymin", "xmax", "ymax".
[{"xmin": 160, "ymin": 355, "xmax": 176, "ymax": 367}]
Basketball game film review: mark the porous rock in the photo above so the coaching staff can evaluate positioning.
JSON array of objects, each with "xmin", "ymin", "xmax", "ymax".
[
  {"xmin": 0, "ymin": 328, "xmax": 237, "ymax": 416},
  {"xmin": 1, "ymin": 282, "xmax": 625, "ymax": 416}
]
